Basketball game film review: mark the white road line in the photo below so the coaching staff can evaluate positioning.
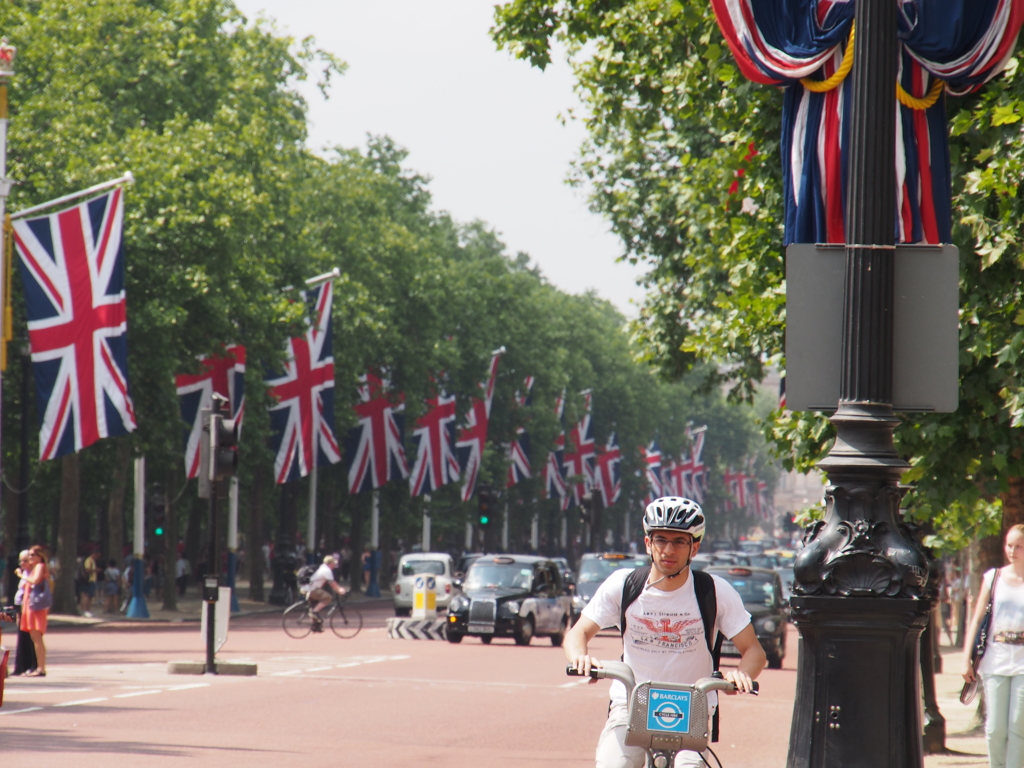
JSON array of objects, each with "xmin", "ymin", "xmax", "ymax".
[
  {"xmin": 166, "ymin": 683, "xmax": 210, "ymax": 691},
  {"xmin": 0, "ymin": 706, "xmax": 44, "ymax": 715},
  {"xmin": 558, "ymin": 679, "xmax": 591, "ymax": 688},
  {"xmin": 113, "ymin": 690, "xmax": 162, "ymax": 698},
  {"xmin": 2, "ymin": 688, "xmax": 93, "ymax": 695},
  {"xmin": 54, "ymin": 697, "xmax": 109, "ymax": 707},
  {"xmin": 305, "ymin": 666, "xmax": 334, "ymax": 672},
  {"xmin": 271, "ymin": 670, "xmax": 303, "ymax": 677}
]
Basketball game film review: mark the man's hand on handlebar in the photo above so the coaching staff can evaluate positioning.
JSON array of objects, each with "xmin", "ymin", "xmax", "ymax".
[
  {"xmin": 721, "ymin": 668, "xmax": 756, "ymax": 695},
  {"xmin": 568, "ymin": 654, "xmax": 603, "ymax": 683}
]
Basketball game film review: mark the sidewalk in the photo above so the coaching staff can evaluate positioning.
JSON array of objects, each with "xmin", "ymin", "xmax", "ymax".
[
  {"xmin": 48, "ymin": 578, "xmax": 393, "ymax": 628},
  {"xmin": 925, "ymin": 643, "xmax": 987, "ymax": 767}
]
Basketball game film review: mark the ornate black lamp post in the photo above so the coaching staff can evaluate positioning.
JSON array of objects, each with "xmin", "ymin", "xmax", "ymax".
[{"xmin": 788, "ymin": 0, "xmax": 932, "ymax": 765}]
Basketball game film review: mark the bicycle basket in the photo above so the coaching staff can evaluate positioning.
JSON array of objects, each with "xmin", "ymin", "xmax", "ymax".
[{"xmin": 625, "ymin": 681, "xmax": 710, "ymax": 754}]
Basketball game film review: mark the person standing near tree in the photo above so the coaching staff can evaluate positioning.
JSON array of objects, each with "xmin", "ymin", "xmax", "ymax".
[
  {"xmin": 15, "ymin": 546, "xmax": 51, "ymax": 677},
  {"xmin": 79, "ymin": 546, "xmax": 101, "ymax": 617},
  {"xmin": 963, "ymin": 525, "xmax": 1024, "ymax": 768}
]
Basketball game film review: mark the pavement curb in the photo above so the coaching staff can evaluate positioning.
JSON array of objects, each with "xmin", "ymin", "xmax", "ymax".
[{"xmin": 167, "ymin": 660, "xmax": 258, "ymax": 676}]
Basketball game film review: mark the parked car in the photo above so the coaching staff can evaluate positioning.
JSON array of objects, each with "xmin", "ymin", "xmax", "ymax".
[
  {"xmin": 393, "ymin": 553, "xmax": 459, "ymax": 617},
  {"xmin": 705, "ymin": 565, "xmax": 788, "ymax": 669},
  {"xmin": 446, "ymin": 555, "xmax": 572, "ymax": 646},
  {"xmin": 572, "ymin": 552, "xmax": 651, "ymax": 621}
]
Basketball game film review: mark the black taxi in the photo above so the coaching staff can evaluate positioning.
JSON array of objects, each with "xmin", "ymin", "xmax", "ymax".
[
  {"xmin": 446, "ymin": 555, "xmax": 572, "ymax": 646},
  {"xmin": 704, "ymin": 565, "xmax": 788, "ymax": 669}
]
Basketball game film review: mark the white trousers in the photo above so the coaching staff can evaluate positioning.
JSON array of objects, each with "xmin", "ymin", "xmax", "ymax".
[
  {"xmin": 983, "ymin": 673, "xmax": 1024, "ymax": 768},
  {"xmin": 596, "ymin": 703, "xmax": 707, "ymax": 768}
]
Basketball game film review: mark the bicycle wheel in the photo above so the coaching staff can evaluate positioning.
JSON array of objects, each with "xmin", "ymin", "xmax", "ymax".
[
  {"xmin": 283, "ymin": 601, "xmax": 313, "ymax": 638},
  {"xmin": 330, "ymin": 605, "xmax": 363, "ymax": 638}
]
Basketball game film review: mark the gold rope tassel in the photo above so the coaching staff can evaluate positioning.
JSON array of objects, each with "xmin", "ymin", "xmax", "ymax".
[
  {"xmin": 800, "ymin": 22, "xmax": 856, "ymax": 93},
  {"xmin": 798, "ymin": 22, "xmax": 944, "ymax": 110}
]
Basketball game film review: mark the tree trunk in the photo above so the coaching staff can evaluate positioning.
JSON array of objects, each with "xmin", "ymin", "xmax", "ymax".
[
  {"xmin": 106, "ymin": 437, "xmax": 132, "ymax": 564},
  {"xmin": 54, "ymin": 453, "xmax": 80, "ymax": 615},
  {"xmin": 162, "ymin": 466, "xmax": 178, "ymax": 611},
  {"xmin": 248, "ymin": 469, "xmax": 265, "ymax": 601},
  {"xmin": 349, "ymin": 496, "xmax": 364, "ymax": 592}
]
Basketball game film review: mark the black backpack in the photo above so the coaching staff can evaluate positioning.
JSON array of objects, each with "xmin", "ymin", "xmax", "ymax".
[
  {"xmin": 296, "ymin": 565, "xmax": 318, "ymax": 586},
  {"xmin": 620, "ymin": 566, "xmax": 724, "ymax": 742}
]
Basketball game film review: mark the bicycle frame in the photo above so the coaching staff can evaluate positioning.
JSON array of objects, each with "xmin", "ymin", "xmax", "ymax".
[{"xmin": 567, "ymin": 661, "xmax": 757, "ymax": 768}]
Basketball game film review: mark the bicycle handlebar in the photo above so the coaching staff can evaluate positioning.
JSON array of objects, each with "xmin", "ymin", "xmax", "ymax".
[{"xmin": 566, "ymin": 663, "xmax": 758, "ymax": 696}]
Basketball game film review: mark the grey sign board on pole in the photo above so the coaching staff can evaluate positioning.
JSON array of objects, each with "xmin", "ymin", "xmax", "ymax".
[{"xmin": 785, "ymin": 244, "xmax": 959, "ymax": 412}]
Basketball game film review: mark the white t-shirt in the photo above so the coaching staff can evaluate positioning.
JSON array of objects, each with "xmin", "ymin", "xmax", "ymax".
[
  {"xmin": 581, "ymin": 568, "xmax": 752, "ymax": 709},
  {"xmin": 309, "ymin": 563, "xmax": 336, "ymax": 593},
  {"xmin": 979, "ymin": 568, "xmax": 1024, "ymax": 677}
]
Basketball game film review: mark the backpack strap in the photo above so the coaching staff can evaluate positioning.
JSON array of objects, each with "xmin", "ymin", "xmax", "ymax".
[
  {"xmin": 620, "ymin": 566, "xmax": 652, "ymax": 637},
  {"xmin": 692, "ymin": 570, "xmax": 722, "ymax": 743}
]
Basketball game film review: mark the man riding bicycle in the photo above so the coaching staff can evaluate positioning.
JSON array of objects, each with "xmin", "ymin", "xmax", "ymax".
[
  {"xmin": 565, "ymin": 497, "xmax": 766, "ymax": 767},
  {"xmin": 306, "ymin": 554, "xmax": 349, "ymax": 632}
]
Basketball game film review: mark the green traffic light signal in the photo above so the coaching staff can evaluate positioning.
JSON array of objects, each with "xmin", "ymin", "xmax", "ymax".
[
  {"xmin": 479, "ymin": 515, "xmax": 489, "ymax": 526},
  {"xmin": 155, "ymin": 527, "xmax": 164, "ymax": 536}
]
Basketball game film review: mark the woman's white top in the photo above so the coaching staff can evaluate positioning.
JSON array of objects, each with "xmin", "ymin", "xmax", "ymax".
[{"xmin": 979, "ymin": 568, "xmax": 1024, "ymax": 677}]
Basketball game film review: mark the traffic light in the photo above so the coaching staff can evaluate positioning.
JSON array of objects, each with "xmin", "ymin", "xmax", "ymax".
[
  {"xmin": 211, "ymin": 413, "xmax": 239, "ymax": 480},
  {"xmin": 154, "ymin": 511, "xmax": 166, "ymax": 537},
  {"xmin": 478, "ymin": 487, "xmax": 496, "ymax": 527}
]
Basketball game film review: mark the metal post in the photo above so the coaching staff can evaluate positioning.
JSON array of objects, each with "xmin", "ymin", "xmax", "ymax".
[
  {"xmin": 306, "ymin": 440, "xmax": 317, "ymax": 566},
  {"xmin": 126, "ymin": 457, "xmax": 149, "ymax": 618},
  {"xmin": 465, "ymin": 520, "xmax": 473, "ymax": 552},
  {"xmin": 788, "ymin": 3, "xmax": 931, "ymax": 767},
  {"xmin": 205, "ymin": 480, "xmax": 220, "ymax": 673},
  {"xmin": 226, "ymin": 476, "xmax": 240, "ymax": 613},
  {"xmin": 366, "ymin": 491, "xmax": 381, "ymax": 597},
  {"xmin": 422, "ymin": 494, "xmax": 431, "ymax": 553},
  {"xmin": 0, "ymin": 40, "xmax": 16, "ymax": 596},
  {"xmin": 502, "ymin": 500, "xmax": 509, "ymax": 552},
  {"xmin": 530, "ymin": 514, "xmax": 539, "ymax": 552}
]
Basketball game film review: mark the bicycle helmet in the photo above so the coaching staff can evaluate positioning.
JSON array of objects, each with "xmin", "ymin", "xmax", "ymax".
[{"xmin": 643, "ymin": 497, "xmax": 706, "ymax": 542}]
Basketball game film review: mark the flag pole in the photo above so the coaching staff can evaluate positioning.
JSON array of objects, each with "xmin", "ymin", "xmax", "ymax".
[
  {"xmin": 305, "ymin": 269, "xmax": 338, "ymax": 565},
  {"xmin": 0, "ymin": 39, "xmax": 15, "ymax": 603},
  {"xmin": 9, "ymin": 171, "xmax": 134, "ymax": 220}
]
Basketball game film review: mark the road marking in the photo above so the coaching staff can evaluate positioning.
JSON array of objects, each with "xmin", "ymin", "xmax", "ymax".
[
  {"xmin": 2, "ymin": 688, "xmax": 93, "ymax": 695},
  {"xmin": 559, "ymin": 679, "xmax": 591, "ymax": 688},
  {"xmin": 305, "ymin": 666, "xmax": 334, "ymax": 672},
  {"xmin": 166, "ymin": 683, "xmax": 210, "ymax": 691},
  {"xmin": 0, "ymin": 707, "xmax": 44, "ymax": 715},
  {"xmin": 54, "ymin": 697, "xmax": 109, "ymax": 707},
  {"xmin": 113, "ymin": 690, "xmax": 162, "ymax": 698},
  {"xmin": 271, "ymin": 669, "xmax": 303, "ymax": 677}
]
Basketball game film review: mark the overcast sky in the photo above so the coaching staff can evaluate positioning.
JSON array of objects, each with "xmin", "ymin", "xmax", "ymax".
[{"xmin": 231, "ymin": 0, "xmax": 648, "ymax": 315}]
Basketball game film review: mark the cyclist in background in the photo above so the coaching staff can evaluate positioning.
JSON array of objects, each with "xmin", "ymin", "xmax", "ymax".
[
  {"xmin": 307, "ymin": 554, "xmax": 348, "ymax": 632},
  {"xmin": 564, "ymin": 497, "xmax": 766, "ymax": 767}
]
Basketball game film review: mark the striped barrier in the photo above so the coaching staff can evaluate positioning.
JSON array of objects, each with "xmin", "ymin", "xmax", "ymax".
[{"xmin": 386, "ymin": 617, "xmax": 447, "ymax": 641}]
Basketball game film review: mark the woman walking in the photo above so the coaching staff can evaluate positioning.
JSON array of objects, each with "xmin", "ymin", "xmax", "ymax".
[
  {"xmin": 15, "ymin": 545, "xmax": 51, "ymax": 677},
  {"xmin": 964, "ymin": 525, "xmax": 1024, "ymax": 768}
]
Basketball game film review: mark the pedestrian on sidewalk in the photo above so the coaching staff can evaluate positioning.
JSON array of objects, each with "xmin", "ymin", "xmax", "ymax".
[
  {"xmin": 176, "ymin": 552, "xmax": 190, "ymax": 596},
  {"xmin": 11, "ymin": 550, "xmax": 38, "ymax": 676},
  {"xmin": 103, "ymin": 559, "xmax": 121, "ymax": 614},
  {"xmin": 79, "ymin": 546, "xmax": 101, "ymax": 617},
  {"xmin": 15, "ymin": 545, "xmax": 51, "ymax": 677},
  {"xmin": 963, "ymin": 524, "xmax": 1024, "ymax": 768}
]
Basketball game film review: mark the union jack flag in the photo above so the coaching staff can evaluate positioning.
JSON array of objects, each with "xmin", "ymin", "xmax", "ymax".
[
  {"xmin": 13, "ymin": 188, "xmax": 136, "ymax": 460},
  {"xmin": 752, "ymin": 479, "xmax": 773, "ymax": 521},
  {"xmin": 722, "ymin": 466, "xmax": 748, "ymax": 512},
  {"xmin": 409, "ymin": 391, "xmax": 460, "ymax": 497},
  {"xmin": 711, "ymin": 0, "xmax": 1024, "ymax": 246},
  {"xmin": 562, "ymin": 390, "xmax": 595, "ymax": 509},
  {"xmin": 595, "ymin": 432, "xmax": 622, "ymax": 506},
  {"xmin": 660, "ymin": 458, "xmax": 680, "ymax": 498},
  {"xmin": 265, "ymin": 281, "xmax": 340, "ymax": 484},
  {"xmin": 543, "ymin": 390, "xmax": 567, "ymax": 501},
  {"xmin": 684, "ymin": 427, "xmax": 707, "ymax": 503},
  {"xmin": 457, "ymin": 349, "xmax": 503, "ymax": 502},
  {"xmin": 506, "ymin": 376, "xmax": 534, "ymax": 488},
  {"xmin": 175, "ymin": 345, "xmax": 246, "ymax": 479},
  {"xmin": 641, "ymin": 441, "xmax": 662, "ymax": 506},
  {"xmin": 345, "ymin": 372, "xmax": 408, "ymax": 493}
]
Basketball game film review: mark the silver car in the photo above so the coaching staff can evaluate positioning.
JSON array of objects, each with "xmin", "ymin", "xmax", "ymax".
[{"xmin": 393, "ymin": 552, "xmax": 458, "ymax": 616}]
